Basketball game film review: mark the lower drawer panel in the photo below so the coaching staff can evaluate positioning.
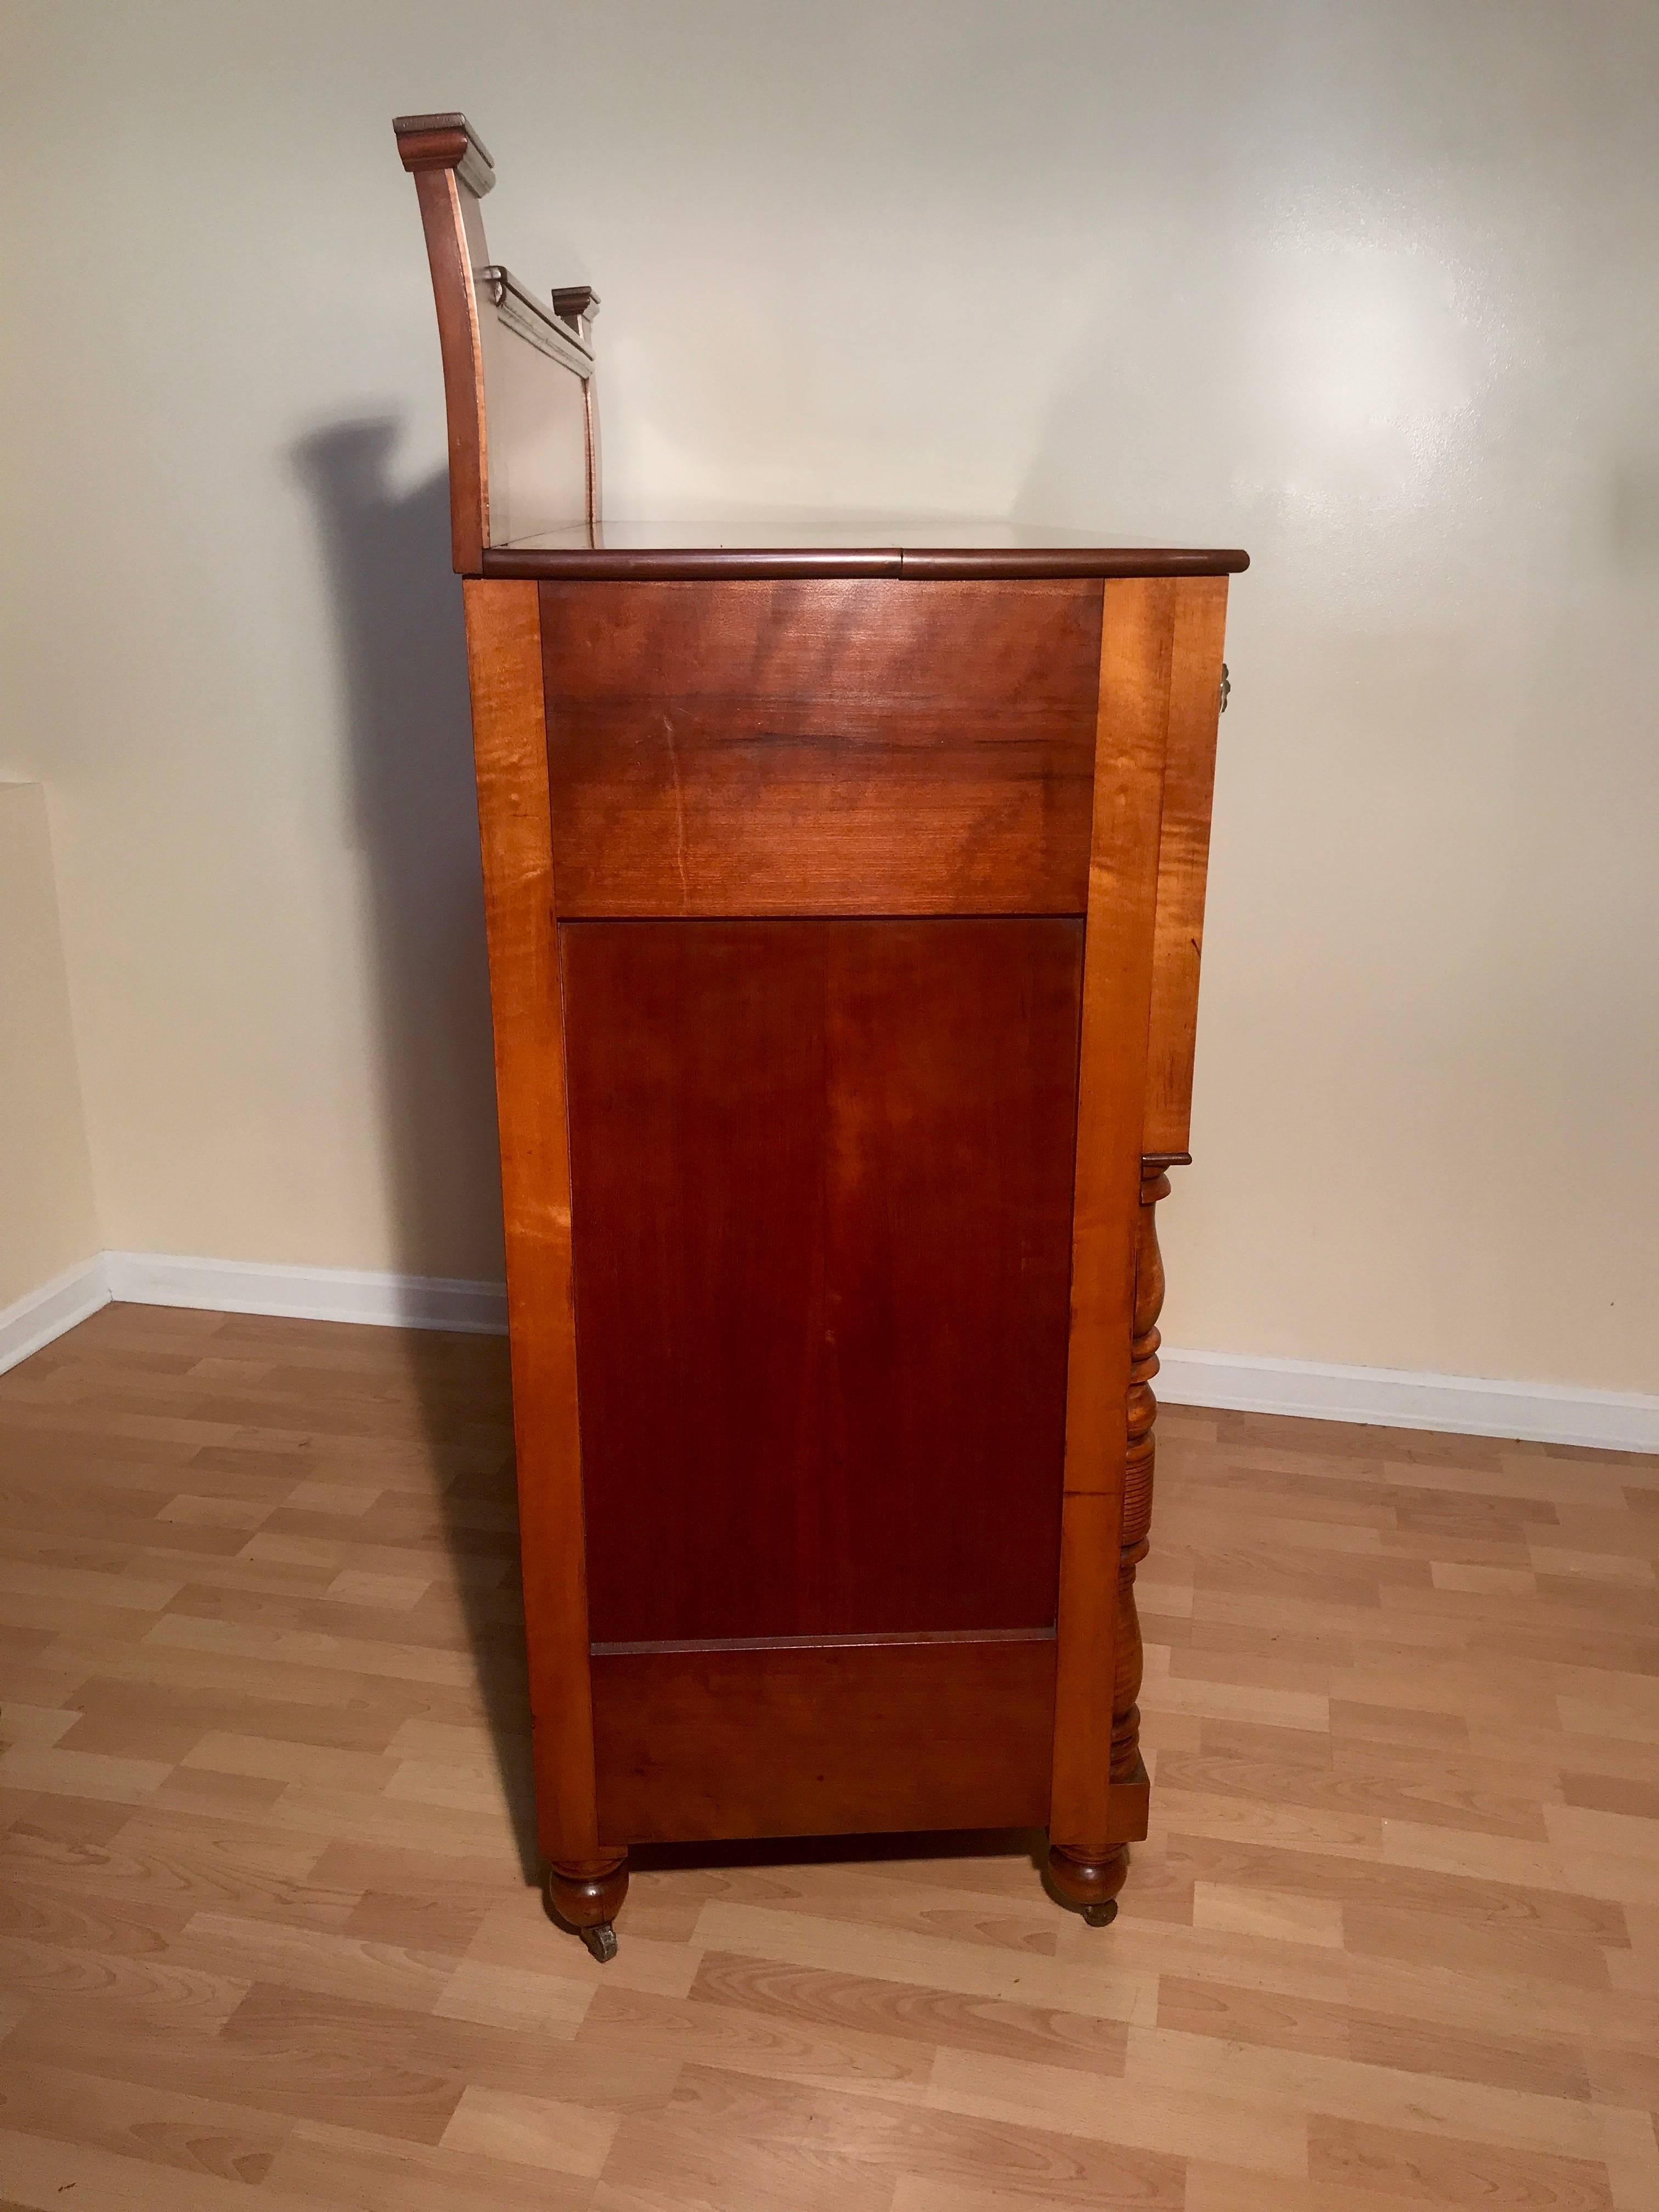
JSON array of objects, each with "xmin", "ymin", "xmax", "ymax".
[{"xmin": 592, "ymin": 1635, "xmax": 1056, "ymax": 1846}]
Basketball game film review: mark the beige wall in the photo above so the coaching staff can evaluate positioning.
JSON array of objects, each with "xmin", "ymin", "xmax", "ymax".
[
  {"xmin": 0, "ymin": 785, "xmax": 101, "ymax": 1310},
  {"xmin": 1, "ymin": 1, "xmax": 1655, "ymax": 1390}
]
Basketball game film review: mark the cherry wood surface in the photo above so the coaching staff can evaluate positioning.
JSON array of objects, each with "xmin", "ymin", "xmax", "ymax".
[
  {"xmin": 461, "ymin": 583, "xmax": 606, "ymax": 1913},
  {"xmin": 1144, "ymin": 575, "xmax": 1232, "ymax": 1160},
  {"xmin": 465, "ymin": 567, "xmax": 1229, "ymax": 1941},
  {"xmin": 501, "ymin": 566, "xmax": 1227, "ymax": 1935},
  {"xmin": 1048, "ymin": 579, "xmax": 1180, "ymax": 1901},
  {"xmin": 395, "ymin": 112, "xmax": 597, "ymax": 570},
  {"xmin": 3, "ymin": 1304, "xmax": 1656, "ymax": 2212},
  {"xmin": 489, "ymin": 522, "xmax": 1250, "ymax": 581},
  {"xmin": 561, "ymin": 917, "xmax": 1083, "ymax": 1644},
  {"xmin": 540, "ymin": 579, "xmax": 1102, "ymax": 918},
  {"xmin": 591, "ymin": 1638, "xmax": 1057, "ymax": 1844},
  {"xmin": 399, "ymin": 136, "xmax": 490, "ymax": 573}
]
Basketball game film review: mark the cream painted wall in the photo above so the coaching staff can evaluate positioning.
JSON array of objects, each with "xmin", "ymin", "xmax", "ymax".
[
  {"xmin": 0, "ymin": 786, "xmax": 101, "ymax": 1310},
  {"xmin": 1, "ymin": 1, "xmax": 1655, "ymax": 1390}
]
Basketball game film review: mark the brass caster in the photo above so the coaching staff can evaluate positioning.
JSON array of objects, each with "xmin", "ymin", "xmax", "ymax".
[
  {"xmin": 582, "ymin": 1921, "xmax": 618, "ymax": 1963},
  {"xmin": 1082, "ymin": 1900, "xmax": 1118, "ymax": 1928}
]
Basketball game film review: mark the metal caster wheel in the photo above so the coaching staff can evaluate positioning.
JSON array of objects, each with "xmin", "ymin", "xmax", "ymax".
[
  {"xmin": 582, "ymin": 1921, "xmax": 618, "ymax": 1963},
  {"xmin": 1082, "ymin": 1900, "xmax": 1118, "ymax": 1928}
]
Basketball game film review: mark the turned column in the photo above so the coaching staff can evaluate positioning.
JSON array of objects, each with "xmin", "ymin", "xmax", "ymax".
[
  {"xmin": 1113, "ymin": 1163, "xmax": 1169, "ymax": 1790},
  {"xmin": 1047, "ymin": 1156, "xmax": 1172, "ymax": 1925}
]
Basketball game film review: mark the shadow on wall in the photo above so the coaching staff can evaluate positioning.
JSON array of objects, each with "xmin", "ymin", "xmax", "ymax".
[{"xmin": 292, "ymin": 420, "xmax": 539, "ymax": 1881}]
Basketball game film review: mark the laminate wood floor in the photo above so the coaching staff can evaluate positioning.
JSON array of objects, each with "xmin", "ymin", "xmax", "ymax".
[{"xmin": 1, "ymin": 1302, "xmax": 1656, "ymax": 2210}]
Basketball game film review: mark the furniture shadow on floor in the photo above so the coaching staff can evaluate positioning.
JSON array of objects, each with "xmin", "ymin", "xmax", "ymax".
[
  {"xmin": 630, "ymin": 1825, "xmax": 1050, "ymax": 1877},
  {"xmin": 390, "ymin": 1325, "xmax": 541, "ymax": 1883},
  {"xmin": 293, "ymin": 421, "xmax": 538, "ymax": 1879}
]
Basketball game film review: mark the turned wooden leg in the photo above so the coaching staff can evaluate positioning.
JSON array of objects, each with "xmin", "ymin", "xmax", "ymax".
[
  {"xmin": 546, "ymin": 1853, "xmax": 628, "ymax": 1961},
  {"xmin": 1047, "ymin": 1843, "xmax": 1128, "ymax": 1925}
]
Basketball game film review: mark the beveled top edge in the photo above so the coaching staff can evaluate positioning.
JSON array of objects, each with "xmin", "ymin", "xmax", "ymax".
[{"xmin": 479, "ymin": 544, "xmax": 1250, "ymax": 582}]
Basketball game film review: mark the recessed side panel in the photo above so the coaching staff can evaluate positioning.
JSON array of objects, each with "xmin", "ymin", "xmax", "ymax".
[
  {"xmin": 592, "ymin": 1637, "xmax": 1057, "ymax": 1844},
  {"xmin": 540, "ymin": 578, "xmax": 1102, "ymax": 915},
  {"xmin": 563, "ymin": 916, "xmax": 1083, "ymax": 1645}
]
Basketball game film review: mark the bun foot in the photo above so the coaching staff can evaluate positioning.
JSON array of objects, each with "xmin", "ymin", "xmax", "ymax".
[
  {"xmin": 545, "ymin": 1853, "xmax": 628, "ymax": 1954},
  {"xmin": 1046, "ymin": 1842, "xmax": 1129, "ymax": 1921}
]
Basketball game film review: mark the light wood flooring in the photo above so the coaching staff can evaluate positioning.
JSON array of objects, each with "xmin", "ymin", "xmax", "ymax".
[{"xmin": 1, "ymin": 1301, "xmax": 1656, "ymax": 2210}]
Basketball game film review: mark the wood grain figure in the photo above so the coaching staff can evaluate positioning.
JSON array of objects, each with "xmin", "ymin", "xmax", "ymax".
[
  {"xmin": 562, "ymin": 917, "xmax": 1081, "ymax": 1644},
  {"xmin": 462, "ymin": 579, "xmax": 619, "ymax": 1941},
  {"xmin": 540, "ymin": 579, "xmax": 1102, "ymax": 915},
  {"xmin": 1047, "ymin": 579, "xmax": 1177, "ymax": 1921}
]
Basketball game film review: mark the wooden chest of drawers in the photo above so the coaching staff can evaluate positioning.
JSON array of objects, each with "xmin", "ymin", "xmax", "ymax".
[{"xmin": 398, "ymin": 110, "xmax": 1244, "ymax": 1957}]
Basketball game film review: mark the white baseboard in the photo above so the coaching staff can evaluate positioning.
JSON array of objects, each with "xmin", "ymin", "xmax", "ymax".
[
  {"xmin": 1158, "ymin": 1348, "xmax": 1659, "ymax": 1455},
  {"xmin": 0, "ymin": 1256, "xmax": 112, "ymax": 1376},
  {"xmin": 4, "ymin": 1251, "xmax": 1654, "ymax": 1455},
  {"xmin": 101, "ymin": 1252, "xmax": 507, "ymax": 1336}
]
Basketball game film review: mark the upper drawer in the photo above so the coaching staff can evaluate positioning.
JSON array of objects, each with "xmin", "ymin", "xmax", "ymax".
[{"xmin": 539, "ymin": 578, "xmax": 1101, "ymax": 917}]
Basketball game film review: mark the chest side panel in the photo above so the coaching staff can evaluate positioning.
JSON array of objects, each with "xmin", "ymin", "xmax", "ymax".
[{"xmin": 564, "ymin": 915, "xmax": 1082, "ymax": 1643}]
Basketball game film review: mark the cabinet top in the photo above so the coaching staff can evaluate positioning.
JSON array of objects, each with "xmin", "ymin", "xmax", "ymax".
[{"xmin": 481, "ymin": 518, "xmax": 1250, "ymax": 582}]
